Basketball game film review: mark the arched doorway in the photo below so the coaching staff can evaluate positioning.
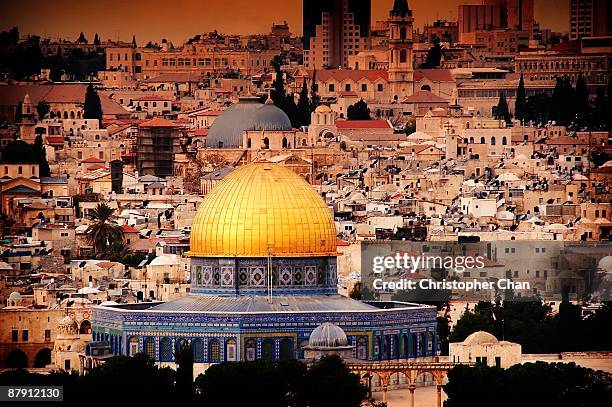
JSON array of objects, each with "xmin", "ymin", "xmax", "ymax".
[
  {"xmin": 79, "ymin": 320, "xmax": 91, "ymax": 334},
  {"xmin": 34, "ymin": 348, "xmax": 51, "ymax": 368},
  {"xmin": 411, "ymin": 333, "xmax": 418, "ymax": 357},
  {"xmin": 392, "ymin": 334, "xmax": 400, "ymax": 359},
  {"xmin": 384, "ymin": 336, "xmax": 392, "ymax": 360},
  {"xmin": 5, "ymin": 349, "xmax": 28, "ymax": 368},
  {"xmin": 262, "ymin": 338, "xmax": 274, "ymax": 361},
  {"xmin": 282, "ymin": 137, "xmax": 288, "ymax": 149},
  {"xmin": 279, "ymin": 338, "xmax": 293, "ymax": 360}
]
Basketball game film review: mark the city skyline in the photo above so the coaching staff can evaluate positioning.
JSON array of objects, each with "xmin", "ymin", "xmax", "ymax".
[{"xmin": 2, "ymin": 0, "xmax": 569, "ymax": 44}]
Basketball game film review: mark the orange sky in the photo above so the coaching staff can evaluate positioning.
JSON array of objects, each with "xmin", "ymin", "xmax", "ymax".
[{"xmin": 1, "ymin": 0, "xmax": 568, "ymax": 44}]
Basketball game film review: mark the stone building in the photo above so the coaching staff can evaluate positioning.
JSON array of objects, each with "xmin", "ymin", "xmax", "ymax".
[{"xmin": 449, "ymin": 331, "xmax": 521, "ymax": 368}]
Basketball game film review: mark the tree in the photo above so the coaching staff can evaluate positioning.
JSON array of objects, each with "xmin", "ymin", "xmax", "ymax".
[
  {"xmin": 86, "ymin": 203, "xmax": 124, "ymax": 257},
  {"xmin": 83, "ymin": 84, "xmax": 103, "ymax": 121},
  {"xmin": 33, "ymin": 134, "xmax": 51, "ymax": 177},
  {"xmin": 514, "ymin": 74, "xmax": 527, "ymax": 122},
  {"xmin": 14, "ymin": 101, "xmax": 22, "ymax": 123},
  {"xmin": 575, "ymin": 74, "xmax": 589, "ymax": 126},
  {"xmin": 36, "ymin": 101, "xmax": 50, "ymax": 120},
  {"xmin": 445, "ymin": 362, "xmax": 612, "ymax": 407},
  {"xmin": 174, "ymin": 342, "xmax": 193, "ymax": 402},
  {"xmin": 296, "ymin": 78, "xmax": 311, "ymax": 127},
  {"xmin": 93, "ymin": 33, "xmax": 101, "ymax": 46},
  {"xmin": 347, "ymin": 99, "xmax": 371, "ymax": 120},
  {"xmin": 76, "ymin": 32, "xmax": 87, "ymax": 44},
  {"xmin": 419, "ymin": 36, "xmax": 444, "ymax": 68},
  {"xmin": 300, "ymin": 355, "xmax": 367, "ymax": 407},
  {"xmin": 310, "ymin": 70, "xmax": 321, "ymax": 111},
  {"xmin": 106, "ymin": 241, "xmax": 133, "ymax": 263},
  {"xmin": 494, "ymin": 92, "xmax": 512, "ymax": 125}
]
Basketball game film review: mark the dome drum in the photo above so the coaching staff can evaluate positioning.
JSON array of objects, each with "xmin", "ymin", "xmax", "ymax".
[{"xmin": 189, "ymin": 255, "xmax": 338, "ymax": 296}]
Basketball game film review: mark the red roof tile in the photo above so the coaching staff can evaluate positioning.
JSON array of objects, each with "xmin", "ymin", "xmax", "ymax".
[
  {"xmin": 80, "ymin": 157, "xmax": 106, "ymax": 163},
  {"xmin": 139, "ymin": 118, "xmax": 181, "ymax": 128},
  {"xmin": 413, "ymin": 69, "xmax": 454, "ymax": 82},
  {"xmin": 121, "ymin": 224, "xmax": 139, "ymax": 233},
  {"xmin": 336, "ymin": 119, "xmax": 392, "ymax": 129},
  {"xmin": 135, "ymin": 95, "xmax": 171, "ymax": 101}
]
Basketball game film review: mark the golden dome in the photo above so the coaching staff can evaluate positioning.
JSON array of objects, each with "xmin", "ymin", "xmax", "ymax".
[
  {"xmin": 189, "ymin": 163, "xmax": 337, "ymax": 257},
  {"xmin": 315, "ymin": 105, "xmax": 331, "ymax": 113}
]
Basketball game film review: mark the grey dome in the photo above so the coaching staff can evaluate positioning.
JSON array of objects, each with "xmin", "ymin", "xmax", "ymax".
[
  {"xmin": 308, "ymin": 322, "xmax": 348, "ymax": 348},
  {"xmin": 206, "ymin": 96, "xmax": 292, "ymax": 148},
  {"xmin": 251, "ymin": 103, "xmax": 292, "ymax": 131}
]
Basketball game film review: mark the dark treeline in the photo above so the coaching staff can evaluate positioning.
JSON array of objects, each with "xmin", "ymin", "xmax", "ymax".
[
  {"xmin": 0, "ymin": 354, "xmax": 367, "ymax": 406},
  {"xmin": 445, "ymin": 362, "xmax": 611, "ymax": 407},
  {"xmin": 449, "ymin": 299, "xmax": 612, "ymax": 354},
  {"xmin": 0, "ymin": 27, "xmax": 105, "ymax": 81}
]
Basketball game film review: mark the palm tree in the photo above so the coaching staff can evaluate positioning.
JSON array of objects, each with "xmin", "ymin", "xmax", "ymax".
[
  {"xmin": 106, "ymin": 241, "xmax": 133, "ymax": 263},
  {"xmin": 86, "ymin": 203, "xmax": 123, "ymax": 257}
]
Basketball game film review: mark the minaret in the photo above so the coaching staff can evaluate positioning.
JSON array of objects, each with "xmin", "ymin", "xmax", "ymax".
[{"xmin": 387, "ymin": 0, "xmax": 414, "ymax": 102}]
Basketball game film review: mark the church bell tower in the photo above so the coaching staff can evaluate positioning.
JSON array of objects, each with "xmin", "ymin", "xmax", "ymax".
[{"xmin": 387, "ymin": 0, "xmax": 414, "ymax": 102}]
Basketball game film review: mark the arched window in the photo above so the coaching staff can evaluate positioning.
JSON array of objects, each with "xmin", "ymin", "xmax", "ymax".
[
  {"xmin": 262, "ymin": 338, "xmax": 274, "ymax": 361},
  {"xmin": 469, "ymin": 137, "xmax": 475, "ymax": 144},
  {"xmin": 491, "ymin": 137, "xmax": 496, "ymax": 146},
  {"xmin": 226, "ymin": 339, "xmax": 237, "ymax": 361},
  {"xmin": 279, "ymin": 338, "xmax": 293, "ymax": 360},
  {"xmin": 245, "ymin": 339, "xmax": 256, "ymax": 361},
  {"xmin": 18, "ymin": 166, "xmax": 23, "ymax": 175},
  {"xmin": 480, "ymin": 137, "xmax": 485, "ymax": 144},
  {"xmin": 70, "ymin": 111, "xmax": 75, "ymax": 119},
  {"xmin": 79, "ymin": 320, "xmax": 91, "ymax": 334},
  {"xmin": 209, "ymin": 339, "xmax": 220, "ymax": 362},
  {"xmin": 400, "ymin": 26, "xmax": 407, "ymax": 40},
  {"xmin": 5, "ymin": 349, "xmax": 28, "ymax": 368},
  {"xmin": 128, "ymin": 336, "xmax": 138, "ymax": 356},
  {"xmin": 502, "ymin": 136, "xmax": 507, "ymax": 145},
  {"xmin": 193, "ymin": 338, "xmax": 205, "ymax": 362},
  {"xmin": 282, "ymin": 137, "xmax": 288, "ymax": 149},
  {"xmin": 143, "ymin": 337, "xmax": 155, "ymax": 360},
  {"xmin": 420, "ymin": 84, "xmax": 431, "ymax": 91},
  {"xmin": 247, "ymin": 137, "xmax": 251, "ymax": 148},
  {"xmin": 263, "ymin": 137, "xmax": 269, "ymax": 149},
  {"xmin": 400, "ymin": 49, "xmax": 407, "ymax": 63},
  {"xmin": 159, "ymin": 337, "xmax": 172, "ymax": 361}
]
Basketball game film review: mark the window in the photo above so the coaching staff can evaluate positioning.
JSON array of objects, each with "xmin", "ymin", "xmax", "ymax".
[
  {"xmin": 345, "ymin": 83, "xmax": 351, "ymax": 91},
  {"xmin": 361, "ymin": 83, "xmax": 367, "ymax": 91},
  {"xmin": 329, "ymin": 84, "xmax": 335, "ymax": 92},
  {"xmin": 45, "ymin": 330, "xmax": 51, "ymax": 341},
  {"xmin": 64, "ymin": 360, "xmax": 70, "ymax": 370},
  {"xmin": 12, "ymin": 330, "xmax": 18, "ymax": 342},
  {"xmin": 400, "ymin": 49, "xmax": 407, "ymax": 63},
  {"xmin": 22, "ymin": 330, "xmax": 28, "ymax": 341},
  {"xmin": 377, "ymin": 83, "xmax": 383, "ymax": 92},
  {"xmin": 209, "ymin": 339, "xmax": 220, "ymax": 362}
]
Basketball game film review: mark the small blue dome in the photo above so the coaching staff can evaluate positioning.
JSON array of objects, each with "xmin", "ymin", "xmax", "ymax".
[{"xmin": 206, "ymin": 96, "xmax": 292, "ymax": 148}]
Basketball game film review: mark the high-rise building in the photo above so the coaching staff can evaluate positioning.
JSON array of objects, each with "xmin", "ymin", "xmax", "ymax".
[
  {"xmin": 458, "ymin": 0, "xmax": 535, "ymax": 43},
  {"xmin": 303, "ymin": 0, "xmax": 371, "ymax": 69},
  {"xmin": 570, "ymin": 0, "xmax": 612, "ymax": 40},
  {"xmin": 506, "ymin": 0, "xmax": 534, "ymax": 33},
  {"xmin": 136, "ymin": 118, "xmax": 183, "ymax": 177},
  {"xmin": 388, "ymin": 0, "xmax": 414, "ymax": 102}
]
